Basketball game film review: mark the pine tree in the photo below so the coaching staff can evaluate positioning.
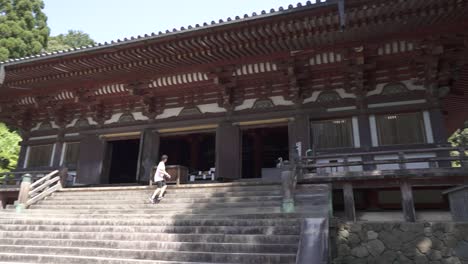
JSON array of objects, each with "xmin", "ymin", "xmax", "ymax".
[
  {"xmin": 47, "ymin": 29, "xmax": 95, "ymax": 52},
  {"xmin": 0, "ymin": 0, "xmax": 50, "ymax": 61}
]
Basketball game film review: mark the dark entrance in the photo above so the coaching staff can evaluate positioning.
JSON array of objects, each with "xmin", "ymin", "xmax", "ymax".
[
  {"xmin": 107, "ymin": 139, "xmax": 140, "ymax": 184},
  {"xmin": 159, "ymin": 132, "xmax": 216, "ymax": 173},
  {"xmin": 242, "ymin": 126, "xmax": 289, "ymax": 178}
]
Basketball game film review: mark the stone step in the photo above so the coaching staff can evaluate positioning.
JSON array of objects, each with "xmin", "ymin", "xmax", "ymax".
[
  {"xmin": 15, "ymin": 206, "xmax": 327, "ymax": 217},
  {"xmin": 5, "ymin": 245, "xmax": 294, "ymax": 264},
  {"xmin": 0, "ymin": 238, "xmax": 298, "ymax": 254},
  {"xmin": 0, "ymin": 224, "xmax": 301, "ymax": 235},
  {"xmin": 29, "ymin": 201, "xmax": 283, "ymax": 210},
  {"xmin": 57, "ymin": 185, "xmax": 282, "ymax": 195},
  {"xmin": 51, "ymin": 190, "xmax": 284, "ymax": 199},
  {"xmin": 0, "ymin": 244, "xmax": 296, "ymax": 263},
  {"xmin": 41, "ymin": 193, "xmax": 325, "ymax": 205},
  {"xmin": 0, "ymin": 252, "xmax": 230, "ymax": 264},
  {"xmin": 0, "ymin": 231, "xmax": 300, "ymax": 244},
  {"xmin": 40, "ymin": 195, "xmax": 285, "ymax": 204},
  {"xmin": 30, "ymin": 200, "xmax": 327, "ymax": 211},
  {"xmin": 15, "ymin": 206, "xmax": 288, "ymax": 215},
  {"xmin": 0, "ymin": 217, "xmax": 302, "ymax": 227},
  {"xmin": 0, "ymin": 208, "xmax": 328, "ymax": 219}
]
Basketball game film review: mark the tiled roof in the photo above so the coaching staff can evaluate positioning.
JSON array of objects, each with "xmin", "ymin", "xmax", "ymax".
[{"xmin": 0, "ymin": 0, "xmax": 331, "ymax": 66}]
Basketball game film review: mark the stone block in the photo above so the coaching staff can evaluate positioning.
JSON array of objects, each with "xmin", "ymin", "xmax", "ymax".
[
  {"xmin": 380, "ymin": 230, "xmax": 403, "ymax": 250},
  {"xmin": 430, "ymin": 250, "xmax": 443, "ymax": 261},
  {"xmin": 366, "ymin": 239, "xmax": 385, "ymax": 256},
  {"xmin": 348, "ymin": 233, "xmax": 361, "ymax": 246},
  {"xmin": 338, "ymin": 244, "xmax": 351, "ymax": 256},
  {"xmin": 443, "ymin": 257, "xmax": 462, "ymax": 264},
  {"xmin": 417, "ymin": 237, "xmax": 433, "ymax": 254},
  {"xmin": 351, "ymin": 246, "xmax": 369, "ymax": 258},
  {"xmin": 367, "ymin": 230, "xmax": 379, "ymax": 240}
]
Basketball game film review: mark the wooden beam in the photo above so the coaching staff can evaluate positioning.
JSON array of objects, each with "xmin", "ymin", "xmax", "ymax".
[
  {"xmin": 343, "ymin": 182, "xmax": 356, "ymax": 222},
  {"xmin": 400, "ymin": 180, "xmax": 416, "ymax": 222}
]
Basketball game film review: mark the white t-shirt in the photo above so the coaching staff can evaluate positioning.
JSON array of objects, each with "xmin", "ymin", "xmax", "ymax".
[{"xmin": 154, "ymin": 161, "xmax": 166, "ymax": 182}]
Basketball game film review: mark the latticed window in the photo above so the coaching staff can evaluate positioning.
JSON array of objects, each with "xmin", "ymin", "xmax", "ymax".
[
  {"xmin": 27, "ymin": 144, "xmax": 54, "ymax": 168},
  {"xmin": 311, "ymin": 118, "xmax": 354, "ymax": 149},
  {"xmin": 376, "ymin": 112, "xmax": 426, "ymax": 145},
  {"xmin": 62, "ymin": 142, "xmax": 80, "ymax": 168}
]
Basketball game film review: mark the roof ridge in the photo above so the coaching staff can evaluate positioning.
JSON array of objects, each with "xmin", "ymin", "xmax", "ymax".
[{"xmin": 0, "ymin": 0, "xmax": 331, "ymax": 66}]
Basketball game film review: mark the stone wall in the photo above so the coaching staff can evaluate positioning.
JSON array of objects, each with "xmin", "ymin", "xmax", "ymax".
[{"xmin": 331, "ymin": 221, "xmax": 468, "ymax": 264}]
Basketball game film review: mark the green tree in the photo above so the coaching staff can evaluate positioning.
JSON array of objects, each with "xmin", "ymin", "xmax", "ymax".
[
  {"xmin": 46, "ymin": 29, "xmax": 94, "ymax": 52},
  {"xmin": 0, "ymin": 0, "xmax": 49, "ymax": 61},
  {"xmin": 0, "ymin": 123, "xmax": 21, "ymax": 173},
  {"xmin": 448, "ymin": 121, "xmax": 468, "ymax": 167}
]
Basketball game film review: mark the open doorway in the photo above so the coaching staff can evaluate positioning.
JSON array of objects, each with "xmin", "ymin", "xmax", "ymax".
[
  {"xmin": 106, "ymin": 139, "xmax": 140, "ymax": 184},
  {"xmin": 159, "ymin": 132, "xmax": 215, "ymax": 173},
  {"xmin": 242, "ymin": 126, "xmax": 289, "ymax": 178}
]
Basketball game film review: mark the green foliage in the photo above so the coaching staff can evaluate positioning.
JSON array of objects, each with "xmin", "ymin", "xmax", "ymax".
[
  {"xmin": 448, "ymin": 124, "xmax": 468, "ymax": 167},
  {"xmin": 46, "ymin": 29, "xmax": 94, "ymax": 52},
  {"xmin": 0, "ymin": 0, "xmax": 49, "ymax": 61},
  {"xmin": 0, "ymin": 123, "xmax": 21, "ymax": 173}
]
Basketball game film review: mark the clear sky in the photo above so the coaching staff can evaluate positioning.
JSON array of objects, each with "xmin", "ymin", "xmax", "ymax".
[{"xmin": 44, "ymin": 0, "xmax": 301, "ymax": 43}]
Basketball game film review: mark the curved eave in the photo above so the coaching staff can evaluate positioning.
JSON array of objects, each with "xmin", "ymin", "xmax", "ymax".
[{"xmin": 0, "ymin": 0, "xmax": 335, "ymax": 67}]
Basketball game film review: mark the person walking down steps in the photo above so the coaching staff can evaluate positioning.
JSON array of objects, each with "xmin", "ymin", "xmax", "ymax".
[{"xmin": 149, "ymin": 155, "xmax": 171, "ymax": 204}]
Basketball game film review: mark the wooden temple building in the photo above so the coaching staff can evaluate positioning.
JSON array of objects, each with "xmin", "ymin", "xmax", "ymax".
[{"xmin": 1, "ymin": 0, "xmax": 468, "ymax": 213}]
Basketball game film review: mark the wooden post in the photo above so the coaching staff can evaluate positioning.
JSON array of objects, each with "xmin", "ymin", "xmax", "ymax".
[
  {"xmin": 0, "ymin": 192, "xmax": 5, "ymax": 209},
  {"xmin": 215, "ymin": 122, "xmax": 241, "ymax": 180},
  {"xmin": 459, "ymin": 146, "xmax": 468, "ymax": 169},
  {"xmin": 138, "ymin": 129, "xmax": 160, "ymax": 184},
  {"xmin": 343, "ymin": 182, "xmax": 356, "ymax": 222},
  {"xmin": 400, "ymin": 181, "xmax": 416, "ymax": 222},
  {"xmin": 281, "ymin": 169, "xmax": 295, "ymax": 213},
  {"xmin": 16, "ymin": 174, "xmax": 32, "ymax": 212},
  {"xmin": 58, "ymin": 167, "xmax": 68, "ymax": 188},
  {"xmin": 398, "ymin": 152, "xmax": 407, "ymax": 170}
]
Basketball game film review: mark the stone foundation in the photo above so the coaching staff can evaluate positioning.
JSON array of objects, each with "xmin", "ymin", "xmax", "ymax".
[{"xmin": 331, "ymin": 221, "xmax": 468, "ymax": 264}]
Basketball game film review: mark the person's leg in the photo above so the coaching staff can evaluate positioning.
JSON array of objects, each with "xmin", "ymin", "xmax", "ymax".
[
  {"xmin": 151, "ymin": 188, "xmax": 161, "ymax": 200},
  {"xmin": 158, "ymin": 184, "xmax": 168, "ymax": 199}
]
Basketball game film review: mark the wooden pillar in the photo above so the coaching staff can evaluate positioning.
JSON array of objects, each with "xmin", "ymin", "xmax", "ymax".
[
  {"xmin": 288, "ymin": 114, "xmax": 310, "ymax": 159},
  {"xmin": 429, "ymin": 108, "xmax": 448, "ymax": 144},
  {"xmin": 0, "ymin": 192, "xmax": 5, "ymax": 209},
  {"xmin": 188, "ymin": 135, "xmax": 201, "ymax": 169},
  {"xmin": 357, "ymin": 113, "xmax": 376, "ymax": 170},
  {"xmin": 16, "ymin": 143, "xmax": 29, "ymax": 169},
  {"xmin": 343, "ymin": 182, "xmax": 356, "ymax": 222},
  {"xmin": 253, "ymin": 132, "xmax": 263, "ymax": 178},
  {"xmin": 52, "ymin": 132, "xmax": 65, "ymax": 168},
  {"xmin": 429, "ymin": 108, "xmax": 451, "ymax": 167},
  {"xmin": 216, "ymin": 121, "xmax": 241, "ymax": 180},
  {"xmin": 76, "ymin": 134, "xmax": 106, "ymax": 185},
  {"xmin": 138, "ymin": 129, "xmax": 160, "ymax": 184},
  {"xmin": 400, "ymin": 181, "xmax": 416, "ymax": 222}
]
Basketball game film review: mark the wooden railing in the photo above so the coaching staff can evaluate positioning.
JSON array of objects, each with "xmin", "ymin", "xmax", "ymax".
[
  {"xmin": 298, "ymin": 146, "xmax": 468, "ymax": 177},
  {"xmin": 282, "ymin": 146, "xmax": 468, "ymax": 222},
  {"xmin": 25, "ymin": 170, "xmax": 62, "ymax": 207},
  {"xmin": 0, "ymin": 170, "xmax": 57, "ymax": 188},
  {"xmin": 13, "ymin": 168, "xmax": 68, "ymax": 210}
]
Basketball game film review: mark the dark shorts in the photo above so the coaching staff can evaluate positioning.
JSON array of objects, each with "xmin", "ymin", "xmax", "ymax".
[{"xmin": 155, "ymin": 181, "xmax": 166, "ymax": 188}]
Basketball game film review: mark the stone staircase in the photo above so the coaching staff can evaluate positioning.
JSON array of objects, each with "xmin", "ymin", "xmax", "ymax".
[{"xmin": 0, "ymin": 182, "xmax": 330, "ymax": 264}]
